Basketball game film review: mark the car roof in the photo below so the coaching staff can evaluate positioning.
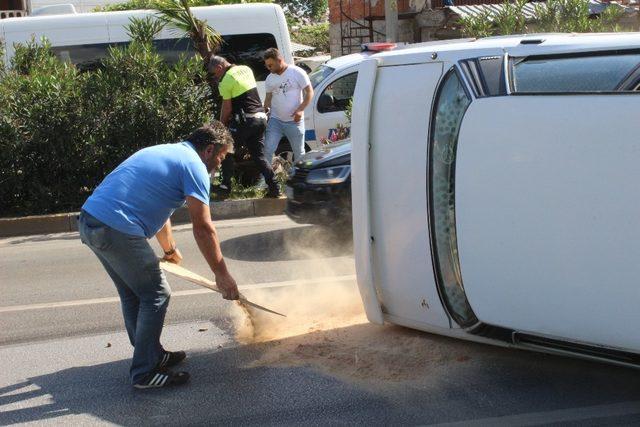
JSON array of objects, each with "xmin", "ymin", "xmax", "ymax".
[
  {"xmin": 375, "ymin": 32, "xmax": 640, "ymax": 65},
  {"xmin": 323, "ymin": 52, "xmax": 375, "ymax": 69}
]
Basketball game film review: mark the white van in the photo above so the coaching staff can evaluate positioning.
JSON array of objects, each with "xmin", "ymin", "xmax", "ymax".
[
  {"xmin": 302, "ymin": 43, "xmax": 397, "ymax": 150},
  {"xmin": 351, "ymin": 33, "xmax": 640, "ymax": 368},
  {"xmin": 0, "ymin": 3, "xmax": 293, "ymax": 98}
]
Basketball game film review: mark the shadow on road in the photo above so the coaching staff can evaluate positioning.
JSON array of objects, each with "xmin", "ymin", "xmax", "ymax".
[
  {"xmin": 0, "ymin": 340, "xmax": 386, "ymax": 426},
  {"xmin": 3, "ymin": 322, "xmax": 640, "ymax": 425},
  {"xmin": 221, "ymin": 225, "xmax": 353, "ymax": 262}
]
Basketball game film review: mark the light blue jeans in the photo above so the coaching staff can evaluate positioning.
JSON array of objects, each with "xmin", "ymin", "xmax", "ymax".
[
  {"xmin": 79, "ymin": 211, "xmax": 171, "ymax": 384},
  {"xmin": 264, "ymin": 117, "xmax": 305, "ymax": 163}
]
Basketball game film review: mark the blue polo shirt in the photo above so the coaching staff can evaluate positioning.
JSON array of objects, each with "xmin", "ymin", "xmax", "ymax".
[{"xmin": 82, "ymin": 141, "xmax": 210, "ymax": 238}]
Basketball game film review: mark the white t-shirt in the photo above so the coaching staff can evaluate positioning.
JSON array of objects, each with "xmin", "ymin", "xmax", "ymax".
[{"xmin": 265, "ymin": 65, "xmax": 311, "ymax": 122}]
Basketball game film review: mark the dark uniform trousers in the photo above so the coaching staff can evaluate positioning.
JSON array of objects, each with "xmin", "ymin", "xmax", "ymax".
[{"xmin": 221, "ymin": 116, "xmax": 277, "ymax": 191}]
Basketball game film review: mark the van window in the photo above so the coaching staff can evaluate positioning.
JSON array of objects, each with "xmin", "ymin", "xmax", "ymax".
[
  {"xmin": 50, "ymin": 33, "xmax": 277, "ymax": 79},
  {"xmin": 216, "ymin": 33, "xmax": 278, "ymax": 81},
  {"xmin": 153, "ymin": 34, "xmax": 277, "ymax": 81},
  {"xmin": 460, "ymin": 56, "xmax": 506, "ymax": 97},
  {"xmin": 317, "ymin": 72, "xmax": 357, "ymax": 113},
  {"xmin": 511, "ymin": 52, "xmax": 640, "ymax": 93},
  {"xmin": 51, "ymin": 43, "xmax": 112, "ymax": 72},
  {"xmin": 428, "ymin": 69, "xmax": 477, "ymax": 327},
  {"xmin": 309, "ymin": 65, "xmax": 335, "ymax": 89}
]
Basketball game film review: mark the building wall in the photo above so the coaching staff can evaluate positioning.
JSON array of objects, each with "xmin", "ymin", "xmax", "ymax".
[
  {"xmin": 327, "ymin": 0, "xmax": 494, "ymax": 56},
  {"xmin": 329, "ymin": 17, "xmax": 416, "ymax": 57},
  {"xmin": 330, "ymin": 0, "xmax": 417, "ymax": 24},
  {"xmin": 1, "ymin": 0, "xmax": 25, "ymax": 10}
]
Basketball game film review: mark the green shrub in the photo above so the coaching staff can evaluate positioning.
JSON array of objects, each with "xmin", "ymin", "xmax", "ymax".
[
  {"xmin": 94, "ymin": 0, "xmax": 270, "ymax": 12},
  {"xmin": 459, "ymin": 0, "xmax": 626, "ymax": 37},
  {"xmin": 0, "ymin": 37, "xmax": 211, "ymax": 217},
  {"xmin": 126, "ymin": 16, "xmax": 166, "ymax": 44},
  {"xmin": 280, "ymin": 0, "xmax": 328, "ymax": 23},
  {"xmin": 494, "ymin": 0, "xmax": 527, "ymax": 35},
  {"xmin": 459, "ymin": 11, "xmax": 494, "ymax": 38},
  {"xmin": 534, "ymin": 0, "xmax": 624, "ymax": 32},
  {"xmin": 291, "ymin": 22, "xmax": 329, "ymax": 54}
]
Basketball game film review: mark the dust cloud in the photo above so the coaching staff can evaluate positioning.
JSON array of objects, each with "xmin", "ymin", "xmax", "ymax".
[
  {"xmin": 230, "ymin": 279, "xmax": 367, "ymax": 343},
  {"xmin": 224, "ymin": 226, "xmax": 470, "ymax": 385},
  {"xmin": 227, "ymin": 225, "xmax": 363, "ymax": 343}
]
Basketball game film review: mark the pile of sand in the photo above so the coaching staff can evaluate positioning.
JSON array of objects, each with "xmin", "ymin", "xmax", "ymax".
[
  {"xmin": 229, "ymin": 280, "xmax": 471, "ymax": 384},
  {"xmin": 247, "ymin": 322, "xmax": 469, "ymax": 384}
]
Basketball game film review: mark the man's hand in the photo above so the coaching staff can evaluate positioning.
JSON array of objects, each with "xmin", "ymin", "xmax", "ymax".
[
  {"xmin": 163, "ymin": 248, "xmax": 183, "ymax": 265},
  {"xmin": 292, "ymin": 110, "xmax": 303, "ymax": 122},
  {"xmin": 216, "ymin": 271, "xmax": 240, "ymax": 300}
]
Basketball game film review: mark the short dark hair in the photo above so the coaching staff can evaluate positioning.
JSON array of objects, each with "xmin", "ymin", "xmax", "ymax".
[
  {"xmin": 186, "ymin": 121, "xmax": 234, "ymax": 153},
  {"xmin": 207, "ymin": 55, "xmax": 229, "ymax": 73},
  {"xmin": 263, "ymin": 48, "xmax": 281, "ymax": 61}
]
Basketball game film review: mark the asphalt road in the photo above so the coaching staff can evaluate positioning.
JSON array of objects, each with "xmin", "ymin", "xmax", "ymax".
[
  {"xmin": 0, "ymin": 216, "xmax": 355, "ymax": 345},
  {"xmin": 2, "ymin": 215, "xmax": 640, "ymax": 426}
]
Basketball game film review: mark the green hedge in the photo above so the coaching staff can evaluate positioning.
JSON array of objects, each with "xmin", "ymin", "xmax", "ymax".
[
  {"xmin": 291, "ymin": 22, "xmax": 329, "ymax": 54},
  {"xmin": 0, "ymin": 38, "xmax": 211, "ymax": 217},
  {"xmin": 94, "ymin": 0, "xmax": 270, "ymax": 12}
]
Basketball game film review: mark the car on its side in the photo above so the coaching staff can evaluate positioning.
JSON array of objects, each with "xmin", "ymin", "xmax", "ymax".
[
  {"xmin": 284, "ymin": 139, "xmax": 352, "ymax": 234},
  {"xmin": 351, "ymin": 33, "xmax": 640, "ymax": 369}
]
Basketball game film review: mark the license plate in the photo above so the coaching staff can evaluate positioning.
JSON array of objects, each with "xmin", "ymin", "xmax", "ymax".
[{"xmin": 285, "ymin": 186, "xmax": 294, "ymax": 199}]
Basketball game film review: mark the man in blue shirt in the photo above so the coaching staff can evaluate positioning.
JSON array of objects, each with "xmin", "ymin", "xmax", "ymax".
[{"xmin": 79, "ymin": 122, "xmax": 239, "ymax": 389}]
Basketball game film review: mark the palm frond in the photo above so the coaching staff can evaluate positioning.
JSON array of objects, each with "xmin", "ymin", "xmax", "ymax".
[{"xmin": 153, "ymin": 0, "xmax": 222, "ymax": 59}]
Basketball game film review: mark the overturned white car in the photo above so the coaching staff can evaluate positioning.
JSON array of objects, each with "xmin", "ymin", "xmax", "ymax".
[{"xmin": 351, "ymin": 33, "xmax": 640, "ymax": 368}]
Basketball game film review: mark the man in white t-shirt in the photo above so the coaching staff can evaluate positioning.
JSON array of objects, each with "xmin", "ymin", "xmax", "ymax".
[{"xmin": 263, "ymin": 48, "xmax": 313, "ymax": 165}]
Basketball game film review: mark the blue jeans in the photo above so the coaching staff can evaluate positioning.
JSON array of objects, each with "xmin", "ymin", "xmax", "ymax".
[
  {"xmin": 264, "ymin": 117, "xmax": 305, "ymax": 163},
  {"xmin": 79, "ymin": 211, "xmax": 171, "ymax": 384}
]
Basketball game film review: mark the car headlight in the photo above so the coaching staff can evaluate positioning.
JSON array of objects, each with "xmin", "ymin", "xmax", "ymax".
[{"xmin": 305, "ymin": 165, "xmax": 351, "ymax": 185}]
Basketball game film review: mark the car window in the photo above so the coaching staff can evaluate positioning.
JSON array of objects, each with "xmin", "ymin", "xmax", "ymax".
[
  {"xmin": 317, "ymin": 72, "xmax": 357, "ymax": 114},
  {"xmin": 511, "ymin": 53, "xmax": 640, "ymax": 93},
  {"xmin": 309, "ymin": 64, "xmax": 335, "ymax": 89},
  {"xmin": 428, "ymin": 69, "xmax": 477, "ymax": 327}
]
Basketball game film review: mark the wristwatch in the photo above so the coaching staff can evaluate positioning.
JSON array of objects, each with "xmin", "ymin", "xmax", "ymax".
[{"xmin": 164, "ymin": 246, "xmax": 177, "ymax": 256}]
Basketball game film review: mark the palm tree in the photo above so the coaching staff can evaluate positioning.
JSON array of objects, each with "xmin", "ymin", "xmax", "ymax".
[{"xmin": 154, "ymin": 0, "xmax": 222, "ymax": 99}]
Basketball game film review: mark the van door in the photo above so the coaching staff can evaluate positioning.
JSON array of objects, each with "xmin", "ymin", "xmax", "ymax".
[
  {"xmin": 456, "ymin": 95, "xmax": 640, "ymax": 352},
  {"xmin": 312, "ymin": 67, "xmax": 358, "ymax": 145},
  {"xmin": 367, "ymin": 62, "xmax": 451, "ymax": 329}
]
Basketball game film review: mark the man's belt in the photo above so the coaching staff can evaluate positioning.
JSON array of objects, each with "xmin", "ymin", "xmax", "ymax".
[{"xmin": 244, "ymin": 112, "xmax": 268, "ymax": 120}]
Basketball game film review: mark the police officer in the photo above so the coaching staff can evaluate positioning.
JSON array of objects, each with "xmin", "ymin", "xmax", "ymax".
[{"xmin": 208, "ymin": 55, "xmax": 281, "ymax": 198}]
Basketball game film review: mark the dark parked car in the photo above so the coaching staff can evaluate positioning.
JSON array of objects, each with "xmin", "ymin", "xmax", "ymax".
[{"xmin": 285, "ymin": 140, "xmax": 352, "ymax": 231}]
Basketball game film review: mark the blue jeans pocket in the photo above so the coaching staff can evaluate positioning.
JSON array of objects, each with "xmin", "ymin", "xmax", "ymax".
[{"xmin": 80, "ymin": 213, "xmax": 110, "ymax": 251}]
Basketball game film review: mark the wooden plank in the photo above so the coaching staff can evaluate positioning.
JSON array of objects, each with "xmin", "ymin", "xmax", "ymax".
[{"xmin": 159, "ymin": 261, "xmax": 286, "ymax": 317}]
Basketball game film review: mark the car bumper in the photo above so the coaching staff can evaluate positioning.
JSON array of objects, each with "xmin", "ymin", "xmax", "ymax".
[{"xmin": 284, "ymin": 182, "xmax": 352, "ymax": 226}]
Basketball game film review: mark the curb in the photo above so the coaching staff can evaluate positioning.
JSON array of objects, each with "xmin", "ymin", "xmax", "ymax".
[{"xmin": 0, "ymin": 198, "xmax": 286, "ymax": 238}]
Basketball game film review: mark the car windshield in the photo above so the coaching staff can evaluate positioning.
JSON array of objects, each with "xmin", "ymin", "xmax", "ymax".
[{"xmin": 309, "ymin": 65, "xmax": 335, "ymax": 88}]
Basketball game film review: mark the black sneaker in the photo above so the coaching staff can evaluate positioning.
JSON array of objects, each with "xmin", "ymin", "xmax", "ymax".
[
  {"xmin": 212, "ymin": 184, "xmax": 231, "ymax": 200},
  {"xmin": 133, "ymin": 368, "xmax": 190, "ymax": 389},
  {"xmin": 264, "ymin": 187, "xmax": 282, "ymax": 198},
  {"xmin": 159, "ymin": 350, "xmax": 186, "ymax": 368}
]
